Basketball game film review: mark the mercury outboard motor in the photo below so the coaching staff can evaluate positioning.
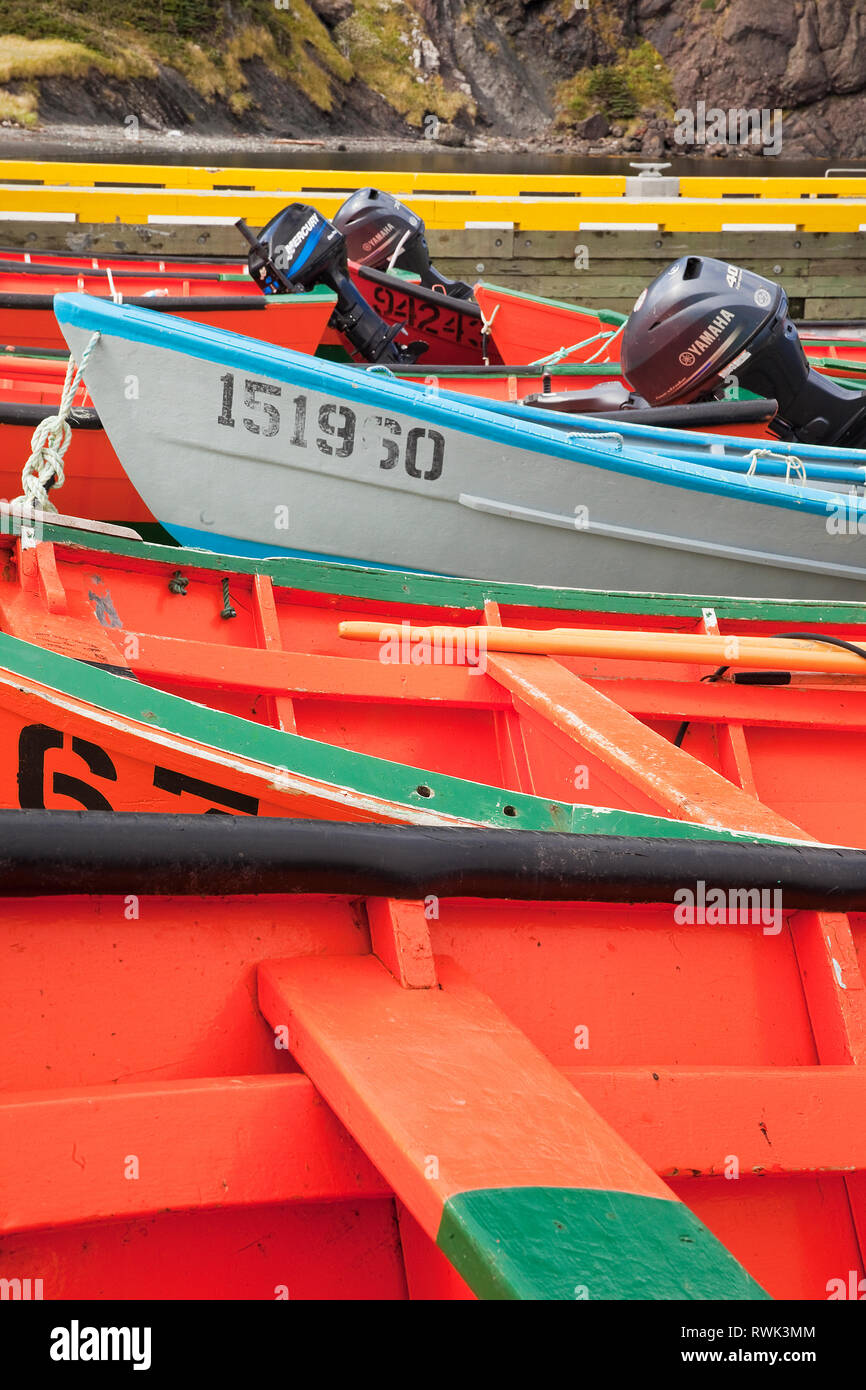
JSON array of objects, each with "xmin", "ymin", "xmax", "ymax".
[
  {"xmin": 333, "ymin": 188, "xmax": 474, "ymax": 300},
  {"xmin": 237, "ymin": 204, "xmax": 425, "ymax": 364},
  {"xmin": 622, "ymin": 254, "xmax": 866, "ymax": 447}
]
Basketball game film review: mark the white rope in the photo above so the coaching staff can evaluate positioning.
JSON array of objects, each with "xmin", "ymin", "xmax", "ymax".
[
  {"xmin": 15, "ymin": 331, "xmax": 101, "ymax": 513},
  {"xmin": 478, "ymin": 302, "xmax": 499, "ymax": 366},
  {"xmin": 582, "ymin": 319, "xmax": 625, "ymax": 365},
  {"xmin": 530, "ymin": 328, "xmax": 615, "ymax": 369},
  {"xmin": 745, "ymin": 447, "xmax": 807, "ymax": 484},
  {"xmin": 785, "ymin": 454, "xmax": 808, "ymax": 485},
  {"xmin": 479, "ymin": 302, "xmax": 499, "ymax": 337},
  {"xmin": 567, "ymin": 430, "xmax": 624, "ymax": 453},
  {"xmin": 386, "ymin": 229, "xmax": 412, "ymax": 274}
]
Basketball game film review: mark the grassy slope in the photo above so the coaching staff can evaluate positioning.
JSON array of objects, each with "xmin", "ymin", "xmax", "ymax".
[{"xmin": 0, "ymin": 0, "xmax": 473, "ymax": 128}]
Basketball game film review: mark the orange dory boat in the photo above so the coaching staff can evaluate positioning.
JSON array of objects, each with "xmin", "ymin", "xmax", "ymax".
[{"xmin": 0, "ymin": 522, "xmax": 865, "ymax": 1299}]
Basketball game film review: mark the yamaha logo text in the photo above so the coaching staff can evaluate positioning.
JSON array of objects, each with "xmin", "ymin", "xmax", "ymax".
[{"xmin": 678, "ymin": 309, "xmax": 736, "ymax": 368}]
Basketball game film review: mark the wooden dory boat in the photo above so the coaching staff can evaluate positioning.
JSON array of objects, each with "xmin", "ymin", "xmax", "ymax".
[
  {"xmin": 477, "ymin": 280, "xmax": 866, "ymax": 369},
  {"xmin": 5, "ymin": 348, "xmax": 864, "ymax": 533},
  {"xmin": 16, "ymin": 809, "xmax": 866, "ymax": 1301},
  {"xmin": 56, "ymin": 291, "xmax": 866, "ymax": 597},
  {"xmin": 3, "ymin": 284, "xmax": 335, "ymax": 353},
  {"xmin": 2, "ymin": 519, "xmax": 866, "ymax": 855},
  {"xmin": 0, "ymin": 354, "xmax": 801, "ymax": 528},
  {"xmin": 0, "ymin": 534, "xmax": 864, "ymax": 1299}
]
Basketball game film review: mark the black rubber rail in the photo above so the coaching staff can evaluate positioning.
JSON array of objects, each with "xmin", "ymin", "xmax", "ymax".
[
  {"xmin": 0, "ymin": 403, "xmax": 101, "ymax": 429},
  {"xmin": 1, "ymin": 811, "xmax": 865, "ymax": 904},
  {"xmin": 0, "ymin": 293, "xmax": 267, "ymax": 312}
]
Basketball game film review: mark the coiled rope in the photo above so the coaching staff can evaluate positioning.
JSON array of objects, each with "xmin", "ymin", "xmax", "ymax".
[{"xmin": 15, "ymin": 331, "xmax": 101, "ymax": 512}]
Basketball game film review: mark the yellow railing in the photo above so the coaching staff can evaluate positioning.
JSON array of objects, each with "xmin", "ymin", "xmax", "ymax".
[
  {"xmin": 1, "ymin": 162, "xmax": 865, "ymax": 232},
  {"xmin": 2, "ymin": 160, "xmax": 866, "ymax": 200}
]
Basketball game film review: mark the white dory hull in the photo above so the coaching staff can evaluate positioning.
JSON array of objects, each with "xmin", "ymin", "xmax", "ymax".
[{"xmin": 56, "ymin": 293, "xmax": 866, "ymax": 599}]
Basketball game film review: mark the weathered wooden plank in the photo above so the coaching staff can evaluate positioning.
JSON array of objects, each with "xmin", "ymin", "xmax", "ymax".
[
  {"xmin": 425, "ymin": 228, "xmax": 515, "ymax": 258},
  {"xmin": 504, "ymin": 230, "xmax": 866, "ymax": 260},
  {"xmin": 806, "ymin": 298, "xmax": 866, "ymax": 317}
]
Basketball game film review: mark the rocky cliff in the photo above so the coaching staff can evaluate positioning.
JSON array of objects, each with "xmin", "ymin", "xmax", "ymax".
[{"xmin": 0, "ymin": 0, "xmax": 863, "ymax": 157}]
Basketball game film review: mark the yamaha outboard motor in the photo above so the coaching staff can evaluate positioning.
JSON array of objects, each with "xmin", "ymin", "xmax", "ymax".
[
  {"xmin": 238, "ymin": 204, "xmax": 425, "ymax": 364},
  {"xmin": 333, "ymin": 188, "xmax": 474, "ymax": 300},
  {"xmin": 622, "ymin": 254, "xmax": 866, "ymax": 447}
]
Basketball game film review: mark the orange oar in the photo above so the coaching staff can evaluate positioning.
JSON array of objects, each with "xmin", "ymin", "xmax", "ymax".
[{"xmin": 338, "ymin": 620, "xmax": 866, "ymax": 675}]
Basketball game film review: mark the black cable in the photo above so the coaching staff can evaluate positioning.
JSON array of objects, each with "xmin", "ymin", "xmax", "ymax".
[{"xmin": 673, "ymin": 630, "xmax": 866, "ymax": 749}]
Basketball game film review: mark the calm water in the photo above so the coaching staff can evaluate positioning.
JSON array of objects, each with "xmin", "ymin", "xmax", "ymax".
[{"xmin": 1, "ymin": 139, "xmax": 864, "ymax": 178}]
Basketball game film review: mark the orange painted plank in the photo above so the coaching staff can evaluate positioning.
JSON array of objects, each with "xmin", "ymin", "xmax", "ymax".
[
  {"xmin": 588, "ymin": 677, "xmax": 866, "ymax": 732},
  {"xmin": 789, "ymin": 911, "xmax": 866, "ymax": 1065},
  {"xmin": 5, "ymin": 1067, "xmax": 864, "ymax": 1235},
  {"xmin": 0, "ymin": 1076, "xmax": 389, "ymax": 1232},
  {"xmin": 115, "ymin": 631, "xmax": 501, "ymax": 706},
  {"xmin": 486, "ymin": 653, "xmax": 805, "ymax": 838},
  {"xmin": 566, "ymin": 1068, "xmax": 866, "ymax": 1177},
  {"xmin": 257, "ymin": 952, "xmax": 688, "ymax": 1242},
  {"xmin": 367, "ymin": 898, "xmax": 438, "ymax": 989},
  {"xmin": 252, "ymin": 573, "xmax": 297, "ymax": 734}
]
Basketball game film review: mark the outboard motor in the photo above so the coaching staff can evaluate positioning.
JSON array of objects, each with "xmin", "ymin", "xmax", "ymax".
[
  {"xmin": 333, "ymin": 188, "xmax": 474, "ymax": 300},
  {"xmin": 237, "ymin": 204, "xmax": 425, "ymax": 364},
  {"xmin": 622, "ymin": 255, "xmax": 866, "ymax": 447}
]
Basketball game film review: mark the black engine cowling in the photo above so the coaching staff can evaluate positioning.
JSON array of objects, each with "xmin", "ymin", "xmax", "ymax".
[
  {"xmin": 622, "ymin": 254, "xmax": 866, "ymax": 447},
  {"xmin": 333, "ymin": 188, "xmax": 474, "ymax": 300},
  {"xmin": 237, "ymin": 203, "xmax": 425, "ymax": 365}
]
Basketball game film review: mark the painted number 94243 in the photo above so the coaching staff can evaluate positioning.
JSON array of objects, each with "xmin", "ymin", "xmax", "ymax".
[{"xmin": 217, "ymin": 373, "xmax": 445, "ymax": 481}]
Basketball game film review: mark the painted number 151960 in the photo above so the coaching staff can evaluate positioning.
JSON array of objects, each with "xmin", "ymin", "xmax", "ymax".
[{"xmin": 217, "ymin": 373, "xmax": 445, "ymax": 480}]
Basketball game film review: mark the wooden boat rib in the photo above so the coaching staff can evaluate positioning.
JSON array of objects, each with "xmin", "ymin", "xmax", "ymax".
[{"xmin": 478, "ymin": 280, "xmax": 866, "ymax": 369}]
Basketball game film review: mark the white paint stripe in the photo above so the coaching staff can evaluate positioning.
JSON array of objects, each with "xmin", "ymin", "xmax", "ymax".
[
  {"xmin": 0, "ymin": 211, "xmax": 77, "ymax": 222},
  {"xmin": 457, "ymin": 493, "xmax": 866, "ymax": 580},
  {"xmin": 464, "ymin": 221, "xmax": 515, "ymax": 230},
  {"xmin": 721, "ymin": 222, "xmax": 799, "ymax": 232},
  {"xmin": 578, "ymin": 222, "xmax": 660, "ymax": 231},
  {"xmin": 146, "ymin": 215, "xmax": 243, "ymax": 226}
]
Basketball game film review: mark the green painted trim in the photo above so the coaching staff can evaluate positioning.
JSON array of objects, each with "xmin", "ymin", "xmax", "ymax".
[
  {"xmin": 812, "ymin": 358, "xmax": 866, "ymax": 374},
  {"xmin": 437, "ymin": 1187, "xmax": 770, "ymax": 1301},
  {"xmin": 388, "ymin": 363, "xmax": 623, "ymax": 380},
  {"xmin": 39, "ymin": 523, "xmax": 866, "ymax": 626},
  {"xmin": 0, "ymin": 627, "xmax": 801, "ymax": 845},
  {"xmin": 262, "ymin": 288, "xmax": 337, "ymax": 305}
]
